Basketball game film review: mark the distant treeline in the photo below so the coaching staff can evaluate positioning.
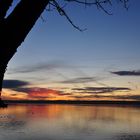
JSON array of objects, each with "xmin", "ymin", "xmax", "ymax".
[{"xmin": 4, "ymin": 100, "xmax": 140, "ymax": 106}]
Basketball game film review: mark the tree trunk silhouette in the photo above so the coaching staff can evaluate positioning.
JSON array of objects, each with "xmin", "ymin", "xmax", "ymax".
[
  {"xmin": 0, "ymin": 0, "xmax": 49, "ymax": 101},
  {"xmin": 0, "ymin": 66, "xmax": 6, "ymax": 99}
]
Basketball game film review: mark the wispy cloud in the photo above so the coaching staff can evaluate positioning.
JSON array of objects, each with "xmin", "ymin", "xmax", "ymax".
[
  {"xmin": 8, "ymin": 61, "xmax": 66, "ymax": 74},
  {"xmin": 111, "ymin": 70, "xmax": 140, "ymax": 76},
  {"xmin": 72, "ymin": 87, "xmax": 131, "ymax": 94},
  {"xmin": 60, "ymin": 76, "xmax": 103, "ymax": 84},
  {"xmin": 93, "ymin": 95, "xmax": 140, "ymax": 100},
  {"xmin": 68, "ymin": 94, "xmax": 140, "ymax": 101},
  {"xmin": 113, "ymin": 95, "xmax": 140, "ymax": 100}
]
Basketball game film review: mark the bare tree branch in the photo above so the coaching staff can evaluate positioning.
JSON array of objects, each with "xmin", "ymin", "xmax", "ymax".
[
  {"xmin": 65, "ymin": 0, "xmax": 108, "ymax": 5},
  {"xmin": 50, "ymin": 0, "xmax": 86, "ymax": 31},
  {"xmin": 65, "ymin": 0, "xmax": 129, "ymax": 9},
  {"xmin": 46, "ymin": 0, "xmax": 129, "ymax": 31}
]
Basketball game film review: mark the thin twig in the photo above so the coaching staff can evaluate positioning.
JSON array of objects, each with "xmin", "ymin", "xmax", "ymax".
[{"xmin": 52, "ymin": 0, "xmax": 87, "ymax": 31}]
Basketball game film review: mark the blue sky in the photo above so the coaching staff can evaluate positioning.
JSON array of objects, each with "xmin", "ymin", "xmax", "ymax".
[{"xmin": 3, "ymin": 0, "xmax": 140, "ymax": 100}]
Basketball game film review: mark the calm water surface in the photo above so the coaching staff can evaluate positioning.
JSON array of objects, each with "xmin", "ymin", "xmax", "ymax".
[{"xmin": 0, "ymin": 104, "xmax": 140, "ymax": 140}]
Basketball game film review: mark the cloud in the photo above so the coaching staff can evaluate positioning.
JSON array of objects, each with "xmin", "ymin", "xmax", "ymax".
[
  {"xmin": 69, "ymin": 94, "xmax": 140, "ymax": 101},
  {"xmin": 70, "ymin": 94, "xmax": 99, "ymax": 99},
  {"xmin": 72, "ymin": 87, "xmax": 131, "ymax": 94},
  {"xmin": 8, "ymin": 61, "xmax": 66, "ymax": 74},
  {"xmin": 111, "ymin": 70, "xmax": 140, "ymax": 76},
  {"xmin": 12, "ymin": 87, "xmax": 62, "ymax": 98},
  {"xmin": 113, "ymin": 95, "xmax": 140, "ymax": 100},
  {"xmin": 60, "ymin": 76, "xmax": 102, "ymax": 84},
  {"xmin": 2, "ymin": 82, "xmax": 67, "ymax": 99},
  {"xmin": 93, "ymin": 95, "xmax": 140, "ymax": 101},
  {"xmin": 3, "ymin": 80, "xmax": 30, "ymax": 89}
]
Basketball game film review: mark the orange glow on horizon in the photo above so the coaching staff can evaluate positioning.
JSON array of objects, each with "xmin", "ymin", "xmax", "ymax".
[
  {"xmin": 1, "ymin": 88, "xmax": 140, "ymax": 101},
  {"xmin": 28, "ymin": 88, "xmax": 60, "ymax": 98}
]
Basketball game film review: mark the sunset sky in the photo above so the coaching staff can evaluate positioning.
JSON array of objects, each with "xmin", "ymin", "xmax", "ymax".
[{"xmin": 2, "ymin": 0, "xmax": 140, "ymax": 101}]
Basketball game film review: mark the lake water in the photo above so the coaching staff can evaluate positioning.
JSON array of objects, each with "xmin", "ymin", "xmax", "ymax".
[{"xmin": 0, "ymin": 104, "xmax": 140, "ymax": 140}]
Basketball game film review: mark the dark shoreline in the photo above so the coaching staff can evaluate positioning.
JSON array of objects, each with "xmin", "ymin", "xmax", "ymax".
[{"xmin": 3, "ymin": 100, "xmax": 140, "ymax": 106}]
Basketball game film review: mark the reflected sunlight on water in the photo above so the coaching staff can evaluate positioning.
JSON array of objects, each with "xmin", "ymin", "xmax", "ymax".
[{"xmin": 0, "ymin": 104, "xmax": 140, "ymax": 140}]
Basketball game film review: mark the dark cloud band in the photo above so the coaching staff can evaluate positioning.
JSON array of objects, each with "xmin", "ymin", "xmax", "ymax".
[
  {"xmin": 111, "ymin": 70, "xmax": 140, "ymax": 76},
  {"xmin": 3, "ymin": 80, "xmax": 30, "ymax": 89}
]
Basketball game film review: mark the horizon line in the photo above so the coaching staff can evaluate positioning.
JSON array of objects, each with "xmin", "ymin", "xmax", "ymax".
[{"xmin": 4, "ymin": 100, "xmax": 140, "ymax": 106}]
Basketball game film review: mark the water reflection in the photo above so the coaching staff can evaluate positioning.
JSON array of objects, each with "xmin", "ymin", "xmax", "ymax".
[{"xmin": 0, "ymin": 104, "xmax": 140, "ymax": 140}]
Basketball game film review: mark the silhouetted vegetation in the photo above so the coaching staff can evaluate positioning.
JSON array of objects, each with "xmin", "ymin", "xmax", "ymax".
[{"xmin": 4, "ymin": 100, "xmax": 140, "ymax": 107}]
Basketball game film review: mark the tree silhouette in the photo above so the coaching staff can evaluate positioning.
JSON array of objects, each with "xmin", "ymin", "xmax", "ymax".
[{"xmin": 0, "ymin": 0, "xmax": 128, "ymax": 106}]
